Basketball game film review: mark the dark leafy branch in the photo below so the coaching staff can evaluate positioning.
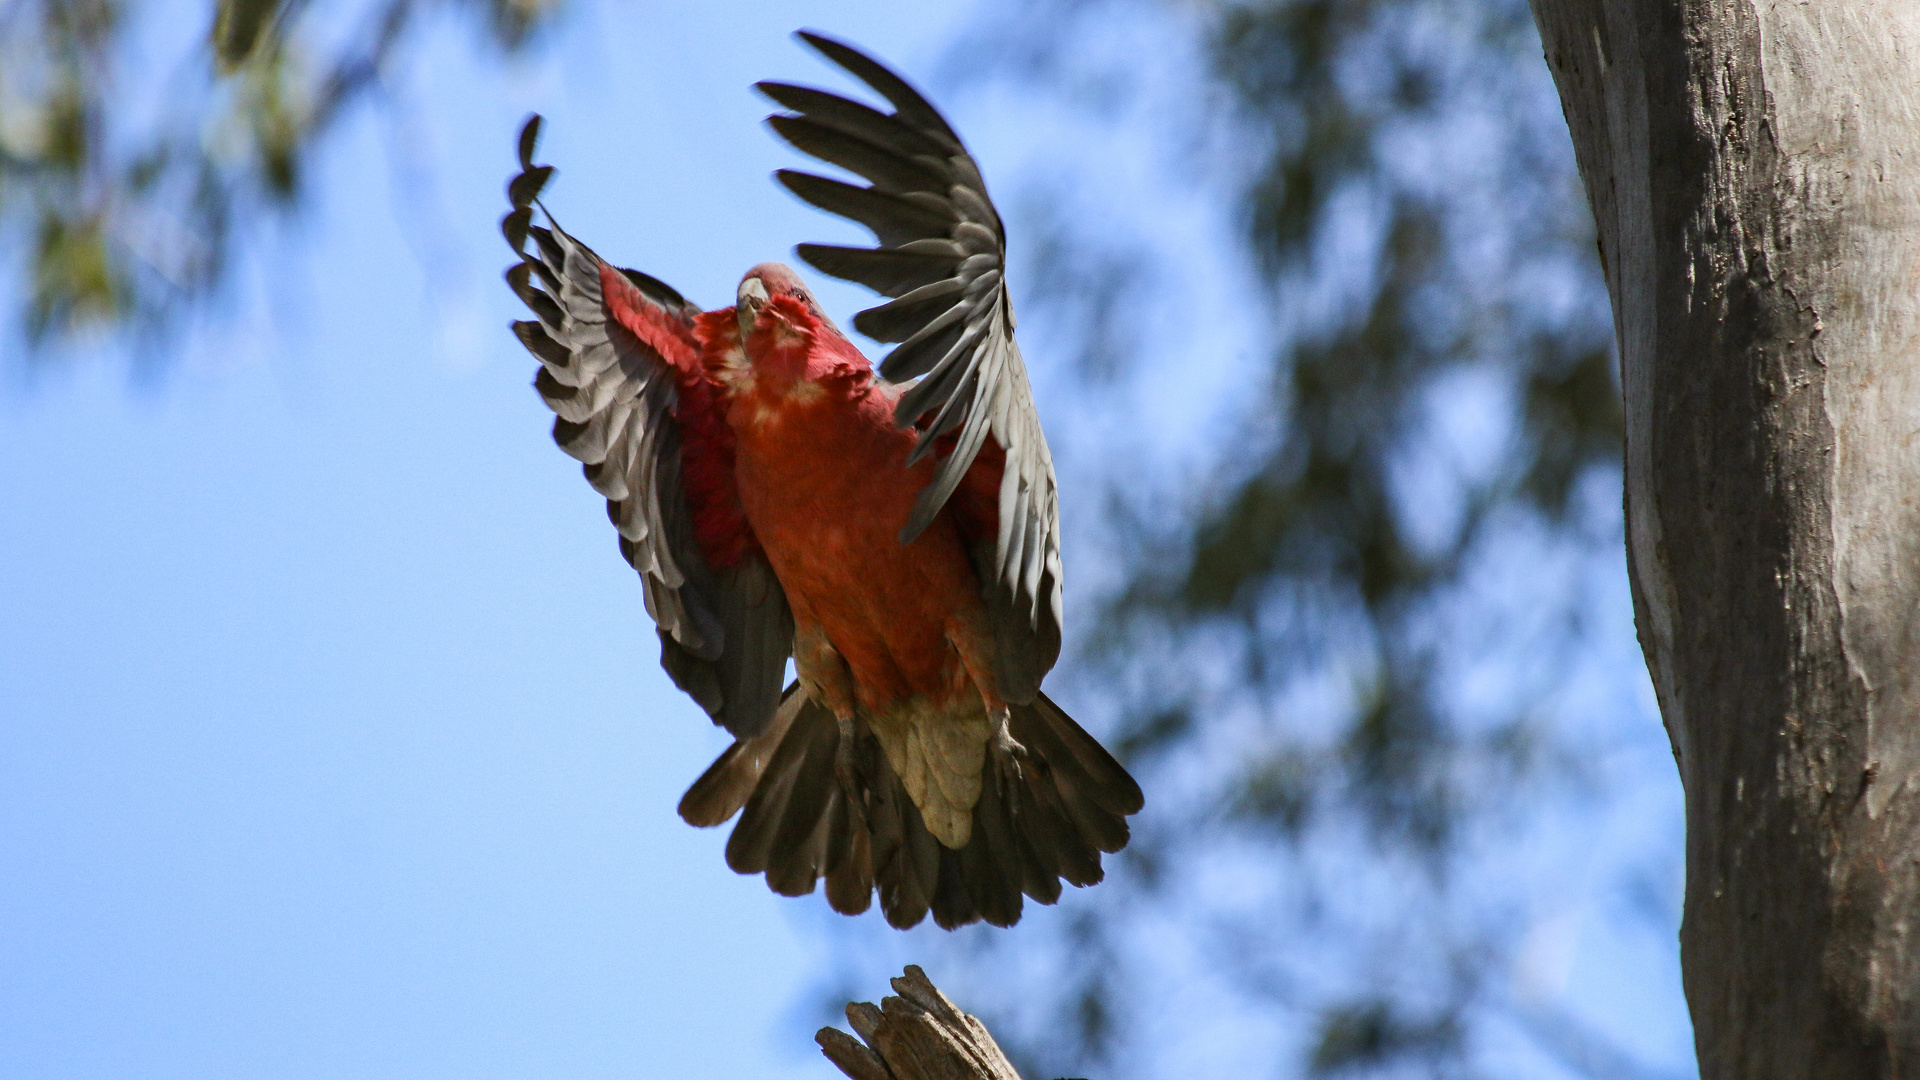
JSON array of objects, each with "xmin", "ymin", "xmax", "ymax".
[
  {"xmin": 873, "ymin": 0, "xmax": 1644, "ymax": 1076},
  {"xmin": 0, "ymin": 0, "xmax": 557, "ymax": 358}
]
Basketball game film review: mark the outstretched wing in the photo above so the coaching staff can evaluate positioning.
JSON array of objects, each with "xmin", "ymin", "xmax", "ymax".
[
  {"xmin": 760, "ymin": 31, "xmax": 1063, "ymax": 703},
  {"xmin": 503, "ymin": 115, "xmax": 793, "ymax": 738}
]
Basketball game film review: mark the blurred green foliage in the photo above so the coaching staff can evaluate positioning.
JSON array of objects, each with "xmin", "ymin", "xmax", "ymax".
[
  {"xmin": 917, "ymin": 0, "xmax": 1646, "ymax": 1076},
  {"xmin": 0, "ymin": 0, "xmax": 556, "ymax": 354}
]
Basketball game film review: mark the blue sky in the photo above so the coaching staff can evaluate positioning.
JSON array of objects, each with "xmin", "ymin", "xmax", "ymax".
[{"xmin": 1, "ymin": 3, "xmax": 979, "ymax": 1077}]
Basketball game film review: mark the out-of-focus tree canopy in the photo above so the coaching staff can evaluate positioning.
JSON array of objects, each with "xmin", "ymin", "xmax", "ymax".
[
  {"xmin": 824, "ymin": 1, "xmax": 1673, "ymax": 1077},
  {"xmin": 0, "ymin": 0, "xmax": 551, "ymax": 354}
]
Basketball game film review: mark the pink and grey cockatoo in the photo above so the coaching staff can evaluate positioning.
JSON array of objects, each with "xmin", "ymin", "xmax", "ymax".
[{"xmin": 501, "ymin": 31, "xmax": 1141, "ymax": 929}]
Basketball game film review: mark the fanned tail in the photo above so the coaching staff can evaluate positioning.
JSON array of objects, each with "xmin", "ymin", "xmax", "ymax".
[{"xmin": 678, "ymin": 686, "xmax": 1142, "ymax": 929}]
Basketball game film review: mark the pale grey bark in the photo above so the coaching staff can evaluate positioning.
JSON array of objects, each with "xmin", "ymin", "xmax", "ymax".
[
  {"xmin": 817, "ymin": 966, "xmax": 1026, "ymax": 1080},
  {"xmin": 1527, "ymin": 0, "xmax": 1920, "ymax": 1075}
]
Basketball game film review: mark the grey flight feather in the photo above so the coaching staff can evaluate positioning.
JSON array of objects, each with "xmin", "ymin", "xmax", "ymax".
[
  {"xmin": 680, "ymin": 686, "xmax": 1133, "ymax": 929},
  {"xmin": 678, "ymin": 683, "xmax": 810, "ymax": 827},
  {"xmin": 766, "ymin": 32, "xmax": 1065, "ymax": 706},
  {"xmin": 503, "ymin": 114, "xmax": 793, "ymax": 739}
]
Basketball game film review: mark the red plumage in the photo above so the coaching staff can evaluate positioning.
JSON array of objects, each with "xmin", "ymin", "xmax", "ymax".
[
  {"xmin": 504, "ymin": 33, "xmax": 1141, "ymax": 930},
  {"xmin": 724, "ymin": 280, "xmax": 990, "ymax": 714}
]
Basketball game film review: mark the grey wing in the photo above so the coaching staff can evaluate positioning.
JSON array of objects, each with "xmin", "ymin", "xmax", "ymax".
[
  {"xmin": 759, "ymin": 32, "xmax": 1064, "ymax": 702},
  {"xmin": 503, "ymin": 115, "xmax": 794, "ymax": 738}
]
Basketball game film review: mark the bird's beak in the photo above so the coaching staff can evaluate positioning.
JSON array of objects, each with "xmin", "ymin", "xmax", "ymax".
[{"xmin": 737, "ymin": 276, "xmax": 769, "ymax": 341}]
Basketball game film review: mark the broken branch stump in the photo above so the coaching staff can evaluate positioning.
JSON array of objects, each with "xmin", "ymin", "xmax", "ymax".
[{"xmin": 816, "ymin": 965, "xmax": 1025, "ymax": 1080}]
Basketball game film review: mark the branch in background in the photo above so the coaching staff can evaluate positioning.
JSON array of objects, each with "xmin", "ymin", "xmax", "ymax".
[
  {"xmin": 851, "ymin": 1, "xmax": 1654, "ymax": 1076},
  {"xmin": 819, "ymin": 966, "xmax": 1039, "ymax": 1080},
  {"xmin": 0, "ymin": 0, "xmax": 559, "ymax": 361}
]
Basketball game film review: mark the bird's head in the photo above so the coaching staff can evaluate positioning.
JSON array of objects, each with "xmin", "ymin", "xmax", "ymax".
[
  {"xmin": 736, "ymin": 263, "xmax": 836, "ymax": 343},
  {"xmin": 725, "ymin": 263, "xmax": 870, "ymax": 393}
]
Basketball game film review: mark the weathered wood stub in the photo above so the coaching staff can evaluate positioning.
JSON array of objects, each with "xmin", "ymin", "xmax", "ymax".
[{"xmin": 817, "ymin": 966, "xmax": 1029, "ymax": 1080}]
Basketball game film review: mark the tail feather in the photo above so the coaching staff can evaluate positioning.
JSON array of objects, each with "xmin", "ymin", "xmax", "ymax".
[
  {"xmin": 766, "ymin": 786, "xmax": 835, "ymax": 896},
  {"xmin": 958, "ymin": 759, "xmax": 1024, "ymax": 927},
  {"xmin": 762, "ymin": 720, "xmax": 840, "ymax": 889},
  {"xmin": 1052, "ymin": 769, "xmax": 1130, "ymax": 854},
  {"xmin": 1013, "ymin": 821, "xmax": 1063, "ymax": 906},
  {"xmin": 1019, "ymin": 692, "xmax": 1144, "ymax": 817},
  {"xmin": 725, "ymin": 696, "xmax": 833, "ymax": 874},
  {"xmin": 1017, "ymin": 752, "xmax": 1105, "ymax": 887},
  {"xmin": 678, "ymin": 685, "xmax": 807, "ymax": 827},
  {"xmin": 680, "ymin": 687, "xmax": 1142, "ymax": 929},
  {"xmin": 932, "ymin": 847, "xmax": 978, "ymax": 929},
  {"xmin": 823, "ymin": 796, "xmax": 874, "ymax": 914},
  {"xmin": 872, "ymin": 758, "xmax": 941, "ymax": 928}
]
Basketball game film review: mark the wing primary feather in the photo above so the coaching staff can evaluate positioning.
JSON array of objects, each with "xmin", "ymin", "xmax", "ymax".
[
  {"xmin": 516, "ymin": 114, "xmax": 543, "ymax": 170},
  {"xmin": 902, "ymin": 371, "xmax": 980, "ymax": 471},
  {"xmin": 767, "ymin": 115, "xmax": 948, "ymax": 195},
  {"xmin": 876, "ymin": 300, "xmax": 974, "ymax": 384},
  {"xmin": 878, "ymin": 314, "xmax": 969, "ymax": 387},
  {"xmin": 502, "ymin": 207, "xmax": 532, "ymax": 251},
  {"xmin": 505, "ymin": 265, "xmax": 563, "ymax": 327},
  {"xmin": 852, "ymin": 279, "xmax": 966, "ymax": 343},
  {"xmin": 514, "ymin": 321, "xmax": 571, "ymax": 368},
  {"xmin": 756, "ymin": 82, "xmax": 953, "ymax": 161},
  {"xmin": 794, "ymin": 30, "xmax": 964, "ymax": 148},
  {"xmin": 901, "ymin": 406, "xmax": 992, "ymax": 543},
  {"xmin": 795, "ymin": 244, "xmax": 958, "ymax": 297},
  {"xmin": 898, "ymin": 350, "xmax": 982, "ymax": 448},
  {"xmin": 508, "ymin": 165, "xmax": 553, "ymax": 209},
  {"xmin": 520, "ymin": 253, "xmax": 562, "ymax": 295},
  {"xmin": 527, "ymin": 224, "xmax": 565, "ymax": 269},
  {"xmin": 534, "ymin": 367, "xmax": 585, "ymax": 420},
  {"xmin": 776, "ymin": 171, "xmax": 955, "ymax": 246},
  {"xmin": 658, "ymin": 630, "xmax": 725, "ymax": 719}
]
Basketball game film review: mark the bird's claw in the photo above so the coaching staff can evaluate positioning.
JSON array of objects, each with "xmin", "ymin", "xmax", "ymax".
[
  {"xmin": 835, "ymin": 714, "xmax": 869, "ymax": 827},
  {"xmin": 991, "ymin": 708, "xmax": 1028, "ymax": 788}
]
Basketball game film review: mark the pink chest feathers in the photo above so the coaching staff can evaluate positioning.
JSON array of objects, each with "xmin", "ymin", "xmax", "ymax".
[{"xmin": 721, "ymin": 329, "xmax": 988, "ymax": 707}]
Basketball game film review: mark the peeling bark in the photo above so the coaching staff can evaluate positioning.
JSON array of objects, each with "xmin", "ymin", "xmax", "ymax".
[
  {"xmin": 818, "ymin": 966, "xmax": 1027, "ymax": 1080},
  {"xmin": 1527, "ymin": 0, "xmax": 1920, "ymax": 1074}
]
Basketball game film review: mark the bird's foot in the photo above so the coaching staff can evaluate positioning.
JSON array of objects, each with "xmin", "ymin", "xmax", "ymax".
[
  {"xmin": 834, "ymin": 714, "xmax": 869, "ymax": 827},
  {"xmin": 990, "ymin": 707, "xmax": 1028, "ymax": 788}
]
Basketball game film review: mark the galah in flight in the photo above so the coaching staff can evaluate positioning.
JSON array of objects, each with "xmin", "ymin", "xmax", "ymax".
[{"xmin": 501, "ymin": 31, "xmax": 1142, "ymax": 929}]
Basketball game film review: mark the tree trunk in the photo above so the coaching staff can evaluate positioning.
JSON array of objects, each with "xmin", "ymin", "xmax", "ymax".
[{"xmin": 1525, "ymin": 1, "xmax": 1920, "ymax": 1074}]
